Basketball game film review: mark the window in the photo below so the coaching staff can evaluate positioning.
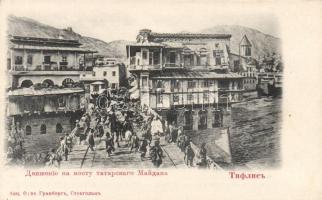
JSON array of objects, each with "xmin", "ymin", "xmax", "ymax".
[
  {"xmin": 200, "ymin": 55, "xmax": 207, "ymax": 66},
  {"xmin": 234, "ymin": 60, "xmax": 240, "ymax": 68},
  {"xmin": 169, "ymin": 52, "xmax": 176, "ymax": 64},
  {"xmin": 149, "ymin": 52, "xmax": 153, "ymax": 65},
  {"xmin": 56, "ymin": 123, "xmax": 63, "ymax": 133},
  {"xmin": 203, "ymin": 80, "xmax": 209, "ymax": 88},
  {"xmin": 215, "ymin": 43, "xmax": 219, "ymax": 48},
  {"xmin": 171, "ymin": 80, "xmax": 180, "ymax": 91},
  {"xmin": 62, "ymin": 78, "xmax": 74, "ymax": 87},
  {"xmin": 153, "ymin": 51, "xmax": 160, "ymax": 64},
  {"xmin": 173, "ymin": 94, "xmax": 179, "ymax": 103},
  {"xmin": 112, "ymin": 71, "xmax": 116, "ymax": 76},
  {"xmin": 111, "ymin": 83, "xmax": 116, "ymax": 89},
  {"xmin": 213, "ymin": 50, "xmax": 223, "ymax": 65},
  {"xmin": 245, "ymin": 47, "xmax": 251, "ymax": 56},
  {"xmin": 44, "ymin": 55, "xmax": 51, "ymax": 63},
  {"xmin": 93, "ymin": 85, "xmax": 99, "ymax": 92},
  {"xmin": 187, "ymin": 93, "xmax": 194, "ymax": 101},
  {"xmin": 40, "ymin": 124, "xmax": 46, "ymax": 134},
  {"xmin": 208, "ymin": 80, "xmax": 214, "ymax": 87},
  {"xmin": 142, "ymin": 76, "xmax": 148, "ymax": 88},
  {"xmin": 62, "ymin": 56, "xmax": 67, "ymax": 62},
  {"xmin": 184, "ymin": 54, "xmax": 193, "ymax": 66},
  {"xmin": 92, "ymin": 71, "xmax": 96, "ymax": 76},
  {"xmin": 27, "ymin": 55, "xmax": 33, "ymax": 65},
  {"xmin": 203, "ymin": 91, "xmax": 209, "ymax": 102},
  {"xmin": 142, "ymin": 51, "xmax": 148, "ymax": 59},
  {"xmin": 25, "ymin": 125, "xmax": 31, "ymax": 136},
  {"xmin": 103, "ymin": 71, "xmax": 107, "ymax": 76},
  {"xmin": 196, "ymin": 56, "xmax": 201, "ymax": 65},
  {"xmin": 213, "ymin": 112, "xmax": 222, "ymax": 128},
  {"xmin": 188, "ymin": 81, "xmax": 196, "ymax": 89},
  {"xmin": 157, "ymin": 92, "xmax": 163, "ymax": 104},
  {"xmin": 156, "ymin": 80, "xmax": 163, "ymax": 89},
  {"xmin": 58, "ymin": 96, "xmax": 66, "ymax": 107},
  {"xmin": 15, "ymin": 56, "xmax": 23, "ymax": 65}
]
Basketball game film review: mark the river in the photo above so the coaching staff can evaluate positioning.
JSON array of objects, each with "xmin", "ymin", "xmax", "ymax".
[{"xmin": 191, "ymin": 97, "xmax": 282, "ymax": 169}]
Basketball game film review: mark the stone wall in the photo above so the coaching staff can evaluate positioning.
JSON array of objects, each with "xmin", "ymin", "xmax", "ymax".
[{"xmin": 17, "ymin": 113, "xmax": 74, "ymax": 154}]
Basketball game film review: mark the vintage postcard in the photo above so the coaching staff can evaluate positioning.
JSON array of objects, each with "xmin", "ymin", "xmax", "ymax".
[{"xmin": 0, "ymin": 0, "xmax": 321, "ymax": 200}]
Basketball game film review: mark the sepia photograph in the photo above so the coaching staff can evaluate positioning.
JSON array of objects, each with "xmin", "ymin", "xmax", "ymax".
[
  {"xmin": 4, "ymin": 9, "xmax": 282, "ymax": 170},
  {"xmin": 0, "ymin": 0, "xmax": 321, "ymax": 200}
]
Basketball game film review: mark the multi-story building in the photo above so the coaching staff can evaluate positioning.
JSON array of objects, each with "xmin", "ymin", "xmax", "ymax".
[
  {"xmin": 229, "ymin": 35, "xmax": 258, "ymax": 91},
  {"xmin": 6, "ymin": 35, "xmax": 95, "ymax": 154},
  {"xmin": 80, "ymin": 63, "xmax": 126, "ymax": 101},
  {"xmin": 8, "ymin": 35, "xmax": 96, "ymax": 89},
  {"xmin": 127, "ymin": 29, "xmax": 244, "ymax": 130}
]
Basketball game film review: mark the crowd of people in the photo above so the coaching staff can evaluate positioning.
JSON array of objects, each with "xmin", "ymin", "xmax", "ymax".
[
  {"xmin": 6, "ymin": 122, "xmax": 25, "ymax": 165},
  {"xmin": 6, "ymin": 89, "xmax": 211, "ymax": 169}
]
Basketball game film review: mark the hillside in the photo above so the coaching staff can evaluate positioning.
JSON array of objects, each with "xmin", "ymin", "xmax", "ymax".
[
  {"xmin": 200, "ymin": 25, "xmax": 281, "ymax": 59},
  {"xmin": 7, "ymin": 15, "xmax": 129, "ymax": 60}
]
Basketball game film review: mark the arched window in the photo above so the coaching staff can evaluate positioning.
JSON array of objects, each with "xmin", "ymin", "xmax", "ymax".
[
  {"xmin": 42, "ymin": 79, "xmax": 54, "ymax": 87},
  {"xmin": 56, "ymin": 123, "xmax": 63, "ymax": 133},
  {"xmin": 40, "ymin": 124, "xmax": 46, "ymax": 134},
  {"xmin": 25, "ymin": 125, "xmax": 32, "ymax": 135},
  {"xmin": 62, "ymin": 78, "xmax": 74, "ymax": 87},
  {"xmin": 21, "ymin": 80, "xmax": 33, "ymax": 88}
]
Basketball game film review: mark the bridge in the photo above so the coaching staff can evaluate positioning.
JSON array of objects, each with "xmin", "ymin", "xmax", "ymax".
[{"xmin": 60, "ymin": 137, "xmax": 190, "ymax": 169}]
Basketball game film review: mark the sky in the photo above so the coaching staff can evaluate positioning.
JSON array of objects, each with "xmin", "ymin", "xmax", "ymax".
[{"xmin": 2, "ymin": 0, "xmax": 279, "ymax": 42}]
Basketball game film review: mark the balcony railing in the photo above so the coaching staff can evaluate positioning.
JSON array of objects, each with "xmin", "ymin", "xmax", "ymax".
[
  {"xmin": 129, "ymin": 64, "xmax": 162, "ymax": 71},
  {"xmin": 12, "ymin": 63, "xmax": 85, "ymax": 71},
  {"xmin": 163, "ymin": 63, "xmax": 183, "ymax": 68},
  {"xmin": 218, "ymin": 87, "xmax": 244, "ymax": 92}
]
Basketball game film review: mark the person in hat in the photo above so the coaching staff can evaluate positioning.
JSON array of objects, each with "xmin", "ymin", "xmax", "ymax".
[
  {"xmin": 139, "ymin": 138, "xmax": 149, "ymax": 160},
  {"xmin": 97, "ymin": 122, "xmax": 105, "ymax": 138},
  {"xmin": 151, "ymin": 115, "xmax": 163, "ymax": 136},
  {"xmin": 64, "ymin": 133, "xmax": 73, "ymax": 152},
  {"xmin": 197, "ymin": 143, "xmax": 207, "ymax": 168},
  {"xmin": 184, "ymin": 143, "xmax": 195, "ymax": 167},
  {"xmin": 60, "ymin": 136, "xmax": 69, "ymax": 161},
  {"xmin": 149, "ymin": 139, "xmax": 163, "ymax": 168},
  {"xmin": 88, "ymin": 129, "xmax": 95, "ymax": 151},
  {"xmin": 105, "ymin": 132, "xmax": 115, "ymax": 157}
]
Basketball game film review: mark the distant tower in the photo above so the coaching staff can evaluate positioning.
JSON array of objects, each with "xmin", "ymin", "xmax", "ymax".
[{"xmin": 239, "ymin": 35, "xmax": 252, "ymax": 58}]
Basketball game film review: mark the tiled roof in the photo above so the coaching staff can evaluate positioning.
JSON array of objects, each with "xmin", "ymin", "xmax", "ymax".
[
  {"xmin": 150, "ymin": 32, "xmax": 232, "ymax": 39},
  {"xmin": 149, "ymin": 71, "xmax": 243, "ymax": 79},
  {"xmin": 8, "ymin": 87, "xmax": 84, "ymax": 97}
]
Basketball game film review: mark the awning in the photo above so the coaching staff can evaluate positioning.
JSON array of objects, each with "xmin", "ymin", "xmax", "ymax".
[
  {"xmin": 91, "ymin": 81, "xmax": 105, "ymax": 85},
  {"xmin": 149, "ymin": 71, "xmax": 243, "ymax": 79},
  {"xmin": 8, "ymin": 87, "xmax": 84, "ymax": 97}
]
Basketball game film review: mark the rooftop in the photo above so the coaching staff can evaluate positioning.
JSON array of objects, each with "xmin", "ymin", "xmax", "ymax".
[
  {"xmin": 10, "ymin": 35, "xmax": 82, "ymax": 47},
  {"xmin": 149, "ymin": 32, "xmax": 232, "ymax": 39},
  {"xmin": 11, "ymin": 44, "xmax": 97, "ymax": 53},
  {"xmin": 240, "ymin": 35, "xmax": 252, "ymax": 46}
]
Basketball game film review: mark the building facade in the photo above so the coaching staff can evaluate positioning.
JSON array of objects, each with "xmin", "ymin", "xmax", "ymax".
[
  {"xmin": 8, "ymin": 35, "xmax": 96, "ymax": 89},
  {"xmin": 6, "ymin": 35, "xmax": 94, "ymax": 154},
  {"xmin": 127, "ymin": 29, "xmax": 244, "ymax": 130},
  {"xmin": 80, "ymin": 63, "xmax": 127, "ymax": 101},
  {"xmin": 229, "ymin": 35, "xmax": 258, "ymax": 91}
]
